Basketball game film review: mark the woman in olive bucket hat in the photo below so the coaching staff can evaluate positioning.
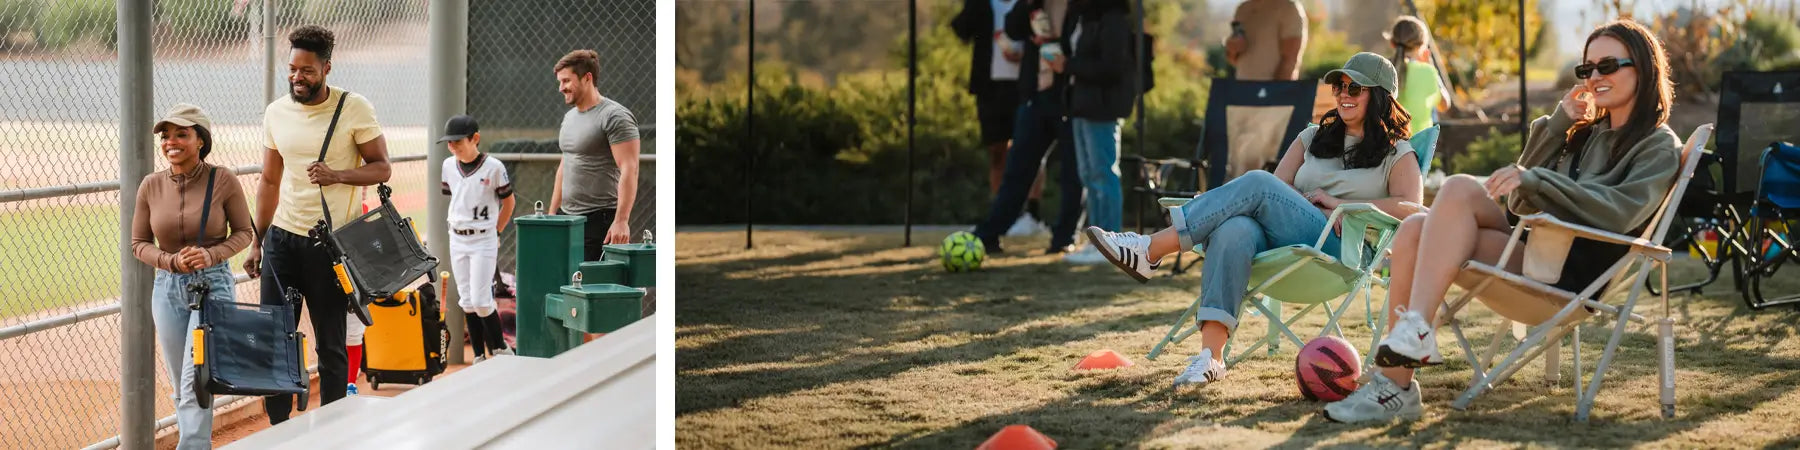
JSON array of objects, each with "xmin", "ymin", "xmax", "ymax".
[
  {"xmin": 1080, "ymin": 52, "xmax": 1422, "ymax": 390},
  {"xmin": 129, "ymin": 103, "xmax": 255, "ymax": 448}
]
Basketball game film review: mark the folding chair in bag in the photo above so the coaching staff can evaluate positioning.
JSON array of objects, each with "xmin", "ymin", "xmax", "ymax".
[
  {"xmin": 192, "ymin": 283, "xmax": 312, "ymax": 410},
  {"xmin": 1144, "ymin": 125, "xmax": 1439, "ymax": 365},
  {"xmin": 1438, "ymin": 124, "xmax": 1710, "ymax": 422},
  {"xmin": 300, "ymin": 91, "xmax": 438, "ymax": 326},
  {"xmin": 1653, "ymin": 71, "xmax": 1800, "ymax": 309},
  {"xmin": 181, "ymin": 166, "xmax": 313, "ymax": 410},
  {"xmin": 313, "ymin": 183, "xmax": 440, "ymax": 326},
  {"xmin": 1124, "ymin": 78, "xmax": 1319, "ymax": 274}
]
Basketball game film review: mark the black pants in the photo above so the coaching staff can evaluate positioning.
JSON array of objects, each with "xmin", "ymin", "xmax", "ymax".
[
  {"xmin": 465, "ymin": 312, "xmax": 508, "ymax": 356},
  {"xmin": 258, "ymin": 227, "xmax": 349, "ymax": 423},
  {"xmin": 560, "ymin": 207, "xmax": 619, "ymax": 261}
]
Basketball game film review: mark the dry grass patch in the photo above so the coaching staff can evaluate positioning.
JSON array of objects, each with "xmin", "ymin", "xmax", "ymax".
[{"xmin": 677, "ymin": 229, "xmax": 1800, "ymax": 449}]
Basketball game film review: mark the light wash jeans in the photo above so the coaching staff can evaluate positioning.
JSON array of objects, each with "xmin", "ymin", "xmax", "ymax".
[
  {"xmin": 1071, "ymin": 117, "xmax": 1123, "ymax": 232},
  {"xmin": 151, "ymin": 261, "xmax": 232, "ymax": 450},
  {"xmin": 1165, "ymin": 170, "xmax": 1340, "ymax": 331}
]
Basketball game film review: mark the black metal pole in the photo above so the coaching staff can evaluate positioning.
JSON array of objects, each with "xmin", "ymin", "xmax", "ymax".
[
  {"xmin": 746, "ymin": 0, "xmax": 756, "ymax": 250},
  {"xmin": 905, "ymin": 0, "xmax": 916, "ymax": 247},
  {"xmin": 1134, "ymin": 0, "xmax": 1145, "ymax": 232},
  {"xmin": 1519, "ymin": 0, "xmax": 1528, "ymax": 138}
]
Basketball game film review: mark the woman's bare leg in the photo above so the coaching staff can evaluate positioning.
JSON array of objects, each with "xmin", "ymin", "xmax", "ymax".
[
  {"xmin": 1146, "ymin": 227, "xmax": 1183, "ymax": 262},
  {"xmin": 1380, "ymin": 175, "xmax": 1523, "ymax": 386},
  {"xmin": 1407, "ymin": 175, "xmax": 1514, "ymax": 324}
]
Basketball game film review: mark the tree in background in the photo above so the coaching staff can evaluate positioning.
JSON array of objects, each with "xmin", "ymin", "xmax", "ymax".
[{"xmin": 1417, "ymin": 0, "xmax": 1547, "ymax": 107}]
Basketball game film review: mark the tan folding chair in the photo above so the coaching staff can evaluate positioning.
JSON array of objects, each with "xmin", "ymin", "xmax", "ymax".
[{"xmin": 1436, "ymin": 124, "xmax": 1711, "ymax": 422}]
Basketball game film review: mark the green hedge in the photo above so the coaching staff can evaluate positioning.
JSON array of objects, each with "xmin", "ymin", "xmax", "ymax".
[{"xmin": 677, "ymin": 68, "xmax": 1208, "ymax": 226}]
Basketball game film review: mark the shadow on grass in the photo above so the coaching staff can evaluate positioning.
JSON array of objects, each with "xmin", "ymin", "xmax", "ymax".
[
  {"xmin": 677, "ymin": 232, "xmax": 1800, "ymax": 447},
  {"xmin": 676, "ymin": 231, "xmax": 1188, "ymax": 415},
  {"xmin": 870, "ymin": 376, "xmax": 1183, "ymax": 449}
]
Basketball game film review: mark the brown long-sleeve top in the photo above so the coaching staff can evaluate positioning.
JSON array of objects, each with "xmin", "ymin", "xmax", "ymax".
[{"xmin": 131, "ymin": 162, "xmax": 255, "ymax": 272}]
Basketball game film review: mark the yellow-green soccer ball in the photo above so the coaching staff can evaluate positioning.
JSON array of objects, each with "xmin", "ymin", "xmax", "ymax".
[{"xmin": 939, "ymin": 231, "xmax": 986, "ymax": 272}]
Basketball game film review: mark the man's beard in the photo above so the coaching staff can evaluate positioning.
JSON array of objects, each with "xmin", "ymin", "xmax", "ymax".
[{"xmin": 290, "ymin": 80, "xmax": 324, "ymax": 103}]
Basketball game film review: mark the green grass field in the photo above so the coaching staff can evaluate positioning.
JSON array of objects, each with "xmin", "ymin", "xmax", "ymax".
[{"xmin": 676, "ymin": 229, "xmax": 1800, "ymax": 448}]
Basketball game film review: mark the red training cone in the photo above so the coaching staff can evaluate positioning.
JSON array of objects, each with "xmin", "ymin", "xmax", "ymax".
[
  {"xmin": 1073, "ymin": 349, "xmax": 1134, "ymax": 371},
  {"xmin": 976, "ymin": 424, "xmax": 1056, "ymax": 450}
]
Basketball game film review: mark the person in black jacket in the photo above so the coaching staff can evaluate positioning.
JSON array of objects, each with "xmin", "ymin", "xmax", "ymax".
[
  {"xmin": 1054, "ymin": 0, "xmax": 1135, "ymax": 264},
  {"xmin": 969, "ymin": 0, "xmax": 1086, "ymax": 255},
  {"xmin": 953, "ymin": 0, "xmax": 1053, "ymax": 236}
]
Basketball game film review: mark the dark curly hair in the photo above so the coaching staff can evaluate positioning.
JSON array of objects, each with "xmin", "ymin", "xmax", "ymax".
[
  {"xmin": 288, "ymin": 25, "xmax": 336, "ymax": 61},
  {"xmin": 1308, "ymin": 86, "xmax": 1413, "ymax": 169}
]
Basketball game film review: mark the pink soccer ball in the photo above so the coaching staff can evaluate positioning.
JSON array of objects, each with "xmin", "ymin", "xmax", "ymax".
[{"xmin": 1296, "ymin": 336, "xmax": 1363, "ymax": 402}]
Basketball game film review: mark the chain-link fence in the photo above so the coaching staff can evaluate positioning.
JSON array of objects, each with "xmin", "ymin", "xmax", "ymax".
[
  {"xmin": 466, "ymin": 0, "xmax": 659, "ymax": 280},
  {"xmin": 0, "ymin": 0, "xmax": 431, "ymax": 447}
]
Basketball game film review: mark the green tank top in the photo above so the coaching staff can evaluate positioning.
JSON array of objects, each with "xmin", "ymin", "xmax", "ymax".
[{"xmin": 1396, "ymin": 60, "xmax": 1440, "ymax": 134}]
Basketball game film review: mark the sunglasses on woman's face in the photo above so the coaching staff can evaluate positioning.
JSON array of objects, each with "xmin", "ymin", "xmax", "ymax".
[
  {"xmin": 1332, "ymin": 81, "xmax": 1366, "ymax": 96},
  {"xmin": 1575, "ymin": 57, "xmax": 1634, "ymax": 79}
]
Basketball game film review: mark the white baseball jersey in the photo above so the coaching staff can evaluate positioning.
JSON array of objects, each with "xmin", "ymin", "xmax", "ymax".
[{"xmin": 440, "ymin": 154, "xmax": 513, "ymax": 232}]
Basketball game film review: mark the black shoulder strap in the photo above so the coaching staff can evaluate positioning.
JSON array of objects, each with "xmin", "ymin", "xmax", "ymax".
[
  {"xmin": 316, "ymin": 90, "xmax": 351, "ymax": 229},
  {"xmin": 196, "ymin": 166, "xmax": 217, "ymax": 244}
]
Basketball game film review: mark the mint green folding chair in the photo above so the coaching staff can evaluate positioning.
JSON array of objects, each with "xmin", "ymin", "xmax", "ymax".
[{"xmin": 1145, "ymin": 125, "xmax": 1438, "ymax": 366}]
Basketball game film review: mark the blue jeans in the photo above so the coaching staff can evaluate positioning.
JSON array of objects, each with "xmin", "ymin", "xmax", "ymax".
[
  {"xmin": 1071, "ymin": 117, "xmax": 1123, "ymax": 232},
  {"xmin": 151, "ymin": 261, "xmax": 233, "ymax": 450},
  {"xmin": 1166, "ymin": 170, "xmax": 1339, "ymax": 331},
  {"xmin": 975, "ymin": 91, "xmax": 1084, "ymax": 249}
]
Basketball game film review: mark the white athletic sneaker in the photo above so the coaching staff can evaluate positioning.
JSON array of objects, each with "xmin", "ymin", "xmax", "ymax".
[
  {"xmin": 1172, "ymin": 348, "xmax": 1227, "ymax": 388},
  {"xmin": 492, "ymin": 348, "xmax": 514, "ymax": 357},
  {"xmin": 473, "ymin": 355, "xmax": 489, "ymax": 364},
  {"xmin": 1323, "ymin": 372, "xmax": 1423, "ymax": 423},
  {"xmin": 1005, "ymin": 214, "xmax": 1047, "ymax": 237},
  {"xmin": 1375, "ymin": 307, "xmax": 1446, "ymax": 368},
  {"xmin": 1083, "ymin": 227, "xmax": 1158, "ymax": 282}
]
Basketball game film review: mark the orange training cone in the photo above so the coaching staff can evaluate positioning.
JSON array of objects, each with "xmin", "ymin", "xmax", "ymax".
[
  {"xmin": 1073, "ymin": 349, "xmax": 1134, "ymax": 370},
  {"xmin": 976, "ymin": 424, "xmax": 1056, "ymax": 450}
]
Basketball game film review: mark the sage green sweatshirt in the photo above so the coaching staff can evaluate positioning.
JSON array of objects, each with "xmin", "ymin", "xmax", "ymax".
[{"xmin": 1507, "ymin": 102, "xmax": 1682, "ymax": 234}]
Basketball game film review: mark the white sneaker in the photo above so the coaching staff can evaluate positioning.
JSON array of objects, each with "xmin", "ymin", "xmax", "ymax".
[
  {"xmin": 473, "ymin": 355, "xmax": 489, "ymax": 364},
  {"xmin": 1172, "ymin": 348, "xmax": 1227, "ymax": 388},
  {"xmin": 1062, "ymin": 245, "xmax": 1108, "ymax": 265},
  {"xmin": 1323, "ymin": 371, "xmax": 1423, "ymax": 423},
  {"xmin": 1375, "ymin": 307, "xmax": 1446, "ymax": 368},
  {"xmin": 1083, "ymin": 227, "xmax": 1158, "ymax": 282},
  {"xmin": 492, "ymin": 348, "xmax": 514, "ymax": 356},
  {"xmin": 1005, "ymin": 214, "xmax": 1047, "ymax": 237}
]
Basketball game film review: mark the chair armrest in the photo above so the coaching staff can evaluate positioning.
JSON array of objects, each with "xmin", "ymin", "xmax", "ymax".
[
  {"xmin": 1517, "ymin": 214, "xmax": 1672, "ymax": 258},
  {"xmin": 1335, "ymin": 203, "xmax": 1401, "ymax": 229}
]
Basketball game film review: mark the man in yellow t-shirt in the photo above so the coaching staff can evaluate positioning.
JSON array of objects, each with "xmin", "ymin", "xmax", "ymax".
[{"xmin": 241, "ymin": 25, "xmax": 390, "ymax": 425}]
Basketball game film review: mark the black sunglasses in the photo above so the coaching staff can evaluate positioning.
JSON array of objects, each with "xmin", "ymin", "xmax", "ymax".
[
  {"xmin": 1331, "ymin": 81, "xmax": 1366, "ymax": 96},
  {"xmin": 1574, "ymin": 57, "xmax": 1634, "ymax": 79}
]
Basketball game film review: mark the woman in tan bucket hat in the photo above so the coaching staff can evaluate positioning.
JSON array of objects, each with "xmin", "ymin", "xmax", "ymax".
[{"xmin": 129, "ymin": 103, "xmax": 254, "ymax": 449}]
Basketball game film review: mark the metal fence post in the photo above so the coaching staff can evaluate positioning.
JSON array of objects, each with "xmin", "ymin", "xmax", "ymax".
[
  {"xmin": 116, "ymin": 0, "xmax": 155, "ymax": 446},
  {"xmin": 266, "ymin": 0, "xmax": 278, "ymax": 104},
  {"xmin": 430, "ymin": 0, "xmax": 470, "ymax": 365}
]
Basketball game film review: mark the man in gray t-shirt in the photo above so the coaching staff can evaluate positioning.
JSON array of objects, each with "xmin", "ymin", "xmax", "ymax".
[{"xmin": 550, "ymin": 49, "xmax": 642, "ymax": 260}]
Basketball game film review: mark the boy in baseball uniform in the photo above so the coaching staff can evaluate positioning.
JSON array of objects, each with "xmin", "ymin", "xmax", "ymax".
[{"xmin": 439, "ymin": 114, "xmax": 514, "ymax": 361}]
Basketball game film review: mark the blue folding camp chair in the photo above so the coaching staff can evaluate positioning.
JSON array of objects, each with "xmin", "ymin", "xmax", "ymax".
[{"xmin": 1657, "ymin": 71, "xmax": 1800, "ymax": 309}]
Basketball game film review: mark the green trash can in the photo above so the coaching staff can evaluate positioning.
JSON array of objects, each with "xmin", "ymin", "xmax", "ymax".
[
  {"xmin": 513, "ymin": 209, "xmax": 585, "ymax": 358},
  {"xmin": 544, "ymin": 283, "xmax": 645, "ymax": 355}
]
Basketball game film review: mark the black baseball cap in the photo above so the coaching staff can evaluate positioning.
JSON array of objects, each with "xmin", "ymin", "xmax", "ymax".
[{"xmin": 437, "ymin": 114, "xmax": 479, "ymax": 143}]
